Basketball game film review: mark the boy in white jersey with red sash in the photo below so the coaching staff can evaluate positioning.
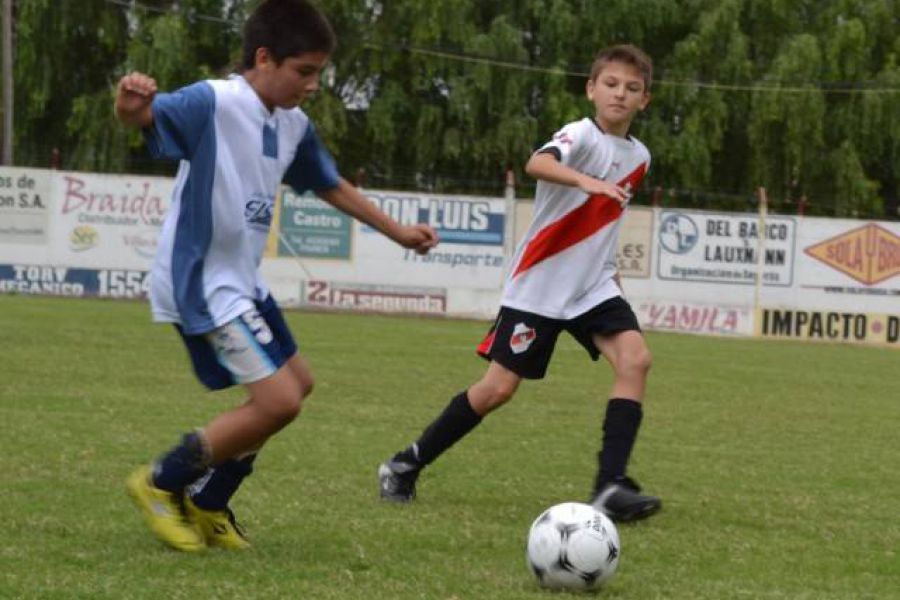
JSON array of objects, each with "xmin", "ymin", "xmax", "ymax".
[
  {"xmin": 115, "ymin": 0, "xmax": 437, "ymax": 552},
  {"xmin": 379, "ymin": 45, "xmax": 661, "ymax": 522}
]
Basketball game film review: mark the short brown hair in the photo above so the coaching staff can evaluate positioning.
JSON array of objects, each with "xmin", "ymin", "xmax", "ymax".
[{"xmin": 589, "ymin": 44, "xmax": 653, "ymax": 90}]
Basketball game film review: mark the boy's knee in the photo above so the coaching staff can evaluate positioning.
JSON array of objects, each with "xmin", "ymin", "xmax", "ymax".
[
  {"xmin": 474, "ymin": 378, "xmax": 519, "ymax": 412},
  {"xmin": 259, "ymin": 387, "xmax": 303, "ymax": 426},
  {"xmin": 274, "ymin": 395, "xmax": 302, "ymax": 425},
  {"xmin": 626, "ymin": 348, "xmax": 652, "ymax": 375},
  {"xmin": 299, "ymin": 375, "xmax": 314, "ymax": 400},
  {"xmin": 492, "ymin": 379, "xmax": 519, "ymax": 402}
]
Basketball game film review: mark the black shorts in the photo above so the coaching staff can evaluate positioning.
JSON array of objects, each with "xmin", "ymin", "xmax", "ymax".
[{"xmin": 476, "ymin": 296, "xmax": 641, "ymax": 379}]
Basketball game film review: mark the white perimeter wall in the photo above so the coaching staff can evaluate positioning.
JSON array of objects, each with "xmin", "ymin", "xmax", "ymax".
[{"xmin": 2, "ymin": 166, "xmax": 898, "ymax": 348}]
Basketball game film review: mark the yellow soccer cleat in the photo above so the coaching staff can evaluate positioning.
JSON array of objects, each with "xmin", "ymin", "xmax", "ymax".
[
  {"xmin": 184, "ymin": 496, "xmax": 251, "ymax": 550},
  {"xmin": 126, "ymin": 465, "xmax": 205, "ymax": 552}
]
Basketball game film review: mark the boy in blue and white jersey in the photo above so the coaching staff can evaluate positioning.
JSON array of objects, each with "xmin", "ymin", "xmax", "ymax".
[{"xmin": 115, "ymin": 0, "xmax": 438, "ymax": 552}]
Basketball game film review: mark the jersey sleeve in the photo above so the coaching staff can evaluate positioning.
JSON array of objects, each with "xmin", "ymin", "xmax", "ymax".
[
  {"xmin": 142, "ymin": 81, "xmax": 215, "ymax": 161},
  {"xmin": 283, "ymin": 123, "xmax": 340, "ymax": 194},
  {"xmin": 535, "ymin": 121, "xmax": 586, "ymax": 166},
  {"xmin": 641, "ymin": 146, "xmax": 652, "ymax": 173}
]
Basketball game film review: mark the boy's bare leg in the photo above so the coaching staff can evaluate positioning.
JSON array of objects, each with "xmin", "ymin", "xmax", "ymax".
[
  {"xmin": 127, "ymin": 356, "xmax": 308, "ymax": 552},
  {"xmin": 466, "ymin": 361, "xmax": 522, "ymax": 416},
  {"xmin": 379, "ymin": 361, "xmax": 522, "ymax": 502},
  {"xmin": 190, "ymin": 353, "xmax": 314, "ymax": 497},
  {"xmin": 184, "ymin": 353, "xmax": 315, "ymax": 549},
  {"xmin": 285, "ymin": 353, "xmax": 316, "ymax": 399},
  {"xmin": 590, "ymin": 330, "xmax": 660, "ymax": 521},
  {"xmin": 592, "ymin": 330, "xmax": 651, "ymax": 402},
  {"xmin": 203, "ymin": 362, "xmax": 305, "ymax": 463}
]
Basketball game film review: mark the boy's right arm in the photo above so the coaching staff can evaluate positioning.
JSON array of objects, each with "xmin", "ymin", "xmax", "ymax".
[
  {"xmin": 318, "ymin": 179, "xmax": 438, "ymax": 254},
  {"xmin": 115, "ymin": 72, "xmax": 158, "ymax": 128},
  {"xmin": 525, "ymin": 152, "xmax": 630, "ymax": 205}
]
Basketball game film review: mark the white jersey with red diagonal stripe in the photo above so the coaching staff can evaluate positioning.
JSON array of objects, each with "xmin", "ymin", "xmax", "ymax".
[{"xmin": 502, "ymin": 117, "xmax": 650, "ymax": 319}]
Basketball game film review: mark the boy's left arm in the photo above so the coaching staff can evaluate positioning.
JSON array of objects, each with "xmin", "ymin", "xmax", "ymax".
[{"xmin": 318, "ymin": 179, "xmax": 438, "ymax": 254}]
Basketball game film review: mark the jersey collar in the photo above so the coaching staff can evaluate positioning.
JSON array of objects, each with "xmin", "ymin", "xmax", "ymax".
[{"xmin": 590, "ymin": 116, "xmax": 633, "ymax": 142}]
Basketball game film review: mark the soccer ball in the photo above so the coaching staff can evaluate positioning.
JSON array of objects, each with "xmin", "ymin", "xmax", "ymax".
[{"xmin": 525, "ymin": 502, "xmax": 620, "ymax": 590}]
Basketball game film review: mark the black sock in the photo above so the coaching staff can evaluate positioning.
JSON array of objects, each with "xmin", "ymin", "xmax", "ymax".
[
  {"xmin": 189, "ymin": 453, "xmax": 257, "ymax": 511},
  {"xmin": 593, "ymin": 398, "xmax": 643, "ymax": 493},
  {"xmin": 394, "ymin": 391, "xmax": 482, "ymax": 469},
  {"xmin": 152, "ymin": 431, "xmax": 211, "ymax": 492}
]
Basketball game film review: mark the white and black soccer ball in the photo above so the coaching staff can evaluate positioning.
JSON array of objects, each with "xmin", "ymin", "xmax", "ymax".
[{"xmin": 525, "ymin": 502, "xmax": 620, "ymax": 590}]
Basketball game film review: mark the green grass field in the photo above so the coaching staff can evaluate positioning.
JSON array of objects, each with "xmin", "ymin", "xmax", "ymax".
[{"xmin": 2, "ymin": 295, "xmax": 898, "ymax": 599}]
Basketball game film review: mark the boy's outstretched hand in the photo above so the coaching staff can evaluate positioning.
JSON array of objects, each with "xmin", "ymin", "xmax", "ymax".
[
  {"xmin": 398, "ymin": 224, "xmax": 439, "ymax": 255},
  {"xmin": 115, "ymin": 72, "xmax": 158, "ymax": 128}
]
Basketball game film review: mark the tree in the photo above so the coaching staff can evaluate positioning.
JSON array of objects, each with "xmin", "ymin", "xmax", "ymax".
[
  {"xmin": 8, "ymin": 0, "xmax": 900, "ymax": 217},
  {"xmin": 12, "ymin": 0, "xmax": 247, "ymax": 172},
  {"xmin": 13, "ymin": 0, "xmax": 129, "ymax": 168}
]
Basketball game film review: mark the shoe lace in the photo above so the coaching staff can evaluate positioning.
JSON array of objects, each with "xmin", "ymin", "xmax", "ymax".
[
  {"xmin": 173, "ymin": 491, "xmax": 195, "ymax": 526},
  {"xmin": 223, "ymin": 507, "xmax": 247, "ymax": 539}
]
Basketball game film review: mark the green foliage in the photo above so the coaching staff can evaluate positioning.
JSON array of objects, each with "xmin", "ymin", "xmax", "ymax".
[
  {"xmin": 748, "ymin": 35, "xmax": 826, "ymax": 203},
  {"xmin": 66, "ymin": 90, "xmax": 131, "ymax": 172},
  {"xmin": 13, "ymin": 0, "xmax": 129, "ymax": 167},
  {"xmin": 11, "ymin": 0, "xmax": 245, "ymax": 171},
  {"xmin": 7, "ymin": 0, "xmax": 900, "ymax": 216}
]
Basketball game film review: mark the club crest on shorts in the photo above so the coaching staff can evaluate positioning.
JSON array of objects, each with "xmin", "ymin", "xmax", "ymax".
[{"xmin": 510, "ymin": 322, "xmax": 537, "ymax": 354}]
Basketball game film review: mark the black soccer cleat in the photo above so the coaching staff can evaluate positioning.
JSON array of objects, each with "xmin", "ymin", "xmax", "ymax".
[
  {"xmin": 378, "ymin": 460, "xmax": 420, "ymax": 503},
  {"xmin": 590, "ymin": 476, "xmax": 661, "ymax": 523}
]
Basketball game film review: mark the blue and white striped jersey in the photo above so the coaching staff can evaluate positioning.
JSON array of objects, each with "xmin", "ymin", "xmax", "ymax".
[{"xmin": 143, "ymin": 74, "xmax": 339, "ymax": 334}]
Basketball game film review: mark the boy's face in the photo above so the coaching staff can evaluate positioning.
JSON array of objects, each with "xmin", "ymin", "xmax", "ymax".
[
  {"xmin": 254, "ymin": 49, "xmax": 330, "ymax": 109},
  {"xmin": 586, "ymin": 61, "xmax": 650, "ymax": 134}
]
